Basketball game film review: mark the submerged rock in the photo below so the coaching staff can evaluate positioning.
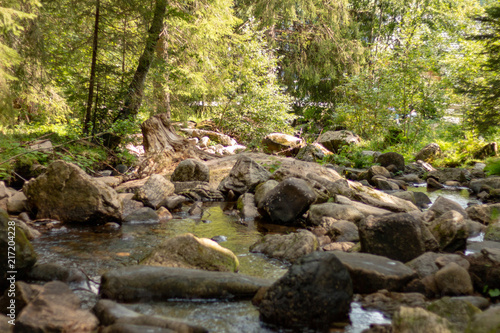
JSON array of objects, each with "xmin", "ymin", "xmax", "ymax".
[
  {"xmin": 24, "ymin": 160, "xmax": 122, "ymax": 224},
  {"xmin": 141, "ymin": 233, "xmax": 239, "ymax": 272},
  {"xmin": 100, "ymin": 266, "xmax": 271, "ymax": 302},
  {"xmin": 259, "ymin": 251, "xmax": 353, "ymax": 331}
]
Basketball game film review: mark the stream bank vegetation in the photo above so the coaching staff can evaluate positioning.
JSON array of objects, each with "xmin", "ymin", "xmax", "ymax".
[{"xmin": 1, "ymin": 0, "xmax": 500, "ymax": 183}]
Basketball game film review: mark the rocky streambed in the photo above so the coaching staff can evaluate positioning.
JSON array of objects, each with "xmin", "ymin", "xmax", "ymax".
[{"xmin": 1, "ymin": 152, "xmax": 500, "ymax": 332}]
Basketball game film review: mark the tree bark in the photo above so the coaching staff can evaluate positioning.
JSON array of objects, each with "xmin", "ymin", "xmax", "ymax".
[
  {"xmin": 138, "ymin": 113, "xmax": 217, "ymax": 176},
  {"xmin": 83, "ymin": 0, "xmax": 100, "ymax": 134},
  {"xmin": 115, "ymin": 0, "xmax": 167, "ymax": 121}
]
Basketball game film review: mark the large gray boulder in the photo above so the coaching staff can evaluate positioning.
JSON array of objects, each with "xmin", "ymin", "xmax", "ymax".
[
  {"xmin": 259, "ymin": 252, "xmax": 353, "ymax": 331},
  {"xmin": 359, "ymin": 213, "xmax": 431, "ymax": 263},
  {"xmin": 470, "ymin": 177, "xmax": 500, "ymax": 194},
  {"xmin": 141, "ymin": 233, "xmax": 239, "ymax": 272},
  {"xmin": 428, "ymin": 196, "xmax": 467, "ymax": 218},
  {"xmin": 218, "ymin": 155, "xmax": 271, "ymax": 195},
  {"xmin": 100, "ymin": 266, "xmax": 271, "ymax": 302},
  {"xmin": 332, "ymin": 251, "xmax": 417, "ymax": 294},
  {"xmin": 249, "ymin": 230, "xmax": 318, "ymax": 263},
  {"xmin": 259, "ymin": 177, "xmax": 316, "ymax": 225},
  {"xmin": 24, "ymin": 160, "xmax": 122, "ymax": 224},
  {"xmin": 261, "ymin": 133, "xmax": 303, "ymax": 156},
  {"xmin": 318, "ymin": 130, "xmax": 361, "ymax": 153},
  {"xmin": 16, "ymin": 281, "xmax": 99, "ymax": 332},
  {"xmin": 170, "ymin": 159, "xmax": 210, "ymax": 182}
]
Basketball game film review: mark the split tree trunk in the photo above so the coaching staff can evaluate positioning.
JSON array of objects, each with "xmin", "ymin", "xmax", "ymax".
[{"xmin": 138, "ymin": 113, "xmax": 217, "ymax": 176}]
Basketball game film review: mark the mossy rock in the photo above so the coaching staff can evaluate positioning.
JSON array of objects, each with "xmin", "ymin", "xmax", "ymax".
[
  {"xmin": 485, "ymin": 222, "xmax": 500, "ymax": 242},
  {"xmin": 427, "ymin": 297, "xmax": 481, "ymax": 332}
]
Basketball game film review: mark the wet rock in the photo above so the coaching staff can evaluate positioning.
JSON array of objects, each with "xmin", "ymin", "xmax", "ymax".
[
  {"xmin": 24, "ymin": 160, "xmax": 122, "ymax": 224},
  {"xmin": 258, "ymin": 177, "xmax": 316, "ymax": 225},
  {"xmin": 434, "ymin": 262, "xmax": 473, "ymax": 296},
  {"xmin": 123, "ymin": 207, "xmax": 159, "ymax": 223},
  {"xmin": 427, "ymin": 177, "xmax": 444, "ymax": 189},
  {"xmin": 100, "ymin": 323, "xmax": 175, "ymax": 333},
  {"xmin": 361, "ymin": 324, "xmax": 393, "ymax": 333},
  {"xmin": 187, "ymin": 201, "xmax": 203, "ymax": 218},
  {"xmin": 259, "ymin": 252, "xmax": 353, "ymax": 331},
  {"xmin": 16, "ymin": 281, "xmax": 99, "ymax": 332},
  {"xmin": 359, "ymin": 213, "xmax": 429, "ymax": 262},
  {"xmin": 249, "ymin": 229, "xmax": 318, "ymax": 263},
  {"xmin": 428, "ymin": 196, "xmax": 467, "ymax": 218},
  {"xmin": 332, "ymin": 251, "xmax": 417, "ymax": 293},
  {"xmin": 237, "ymin": 193, "xmax": 260, "ymax": 220},
  {"xmin": 261, "ymin": 133, "xmax": 303, "ymax": 156},
  {"xmin": 465, "ymin": 305, "xmax": 500, "ymax": 333},
  {"xmin": 177, "ymin": 182, "xmax": 225, "ymax": 202},
  {"xmin": 171, "ymin": 159, "xmax": 210, "ymax": 182},
  {"xmin": 326, "ymin": 220, "xmax": 359, "ymax": 242},
  {"xmin": 389, "ymin": 191, "xmax": 416, "ymax": 206},
  {"xmin": 371, "ymin": 176, "xmax": 400, "ymax": 191},
  {"xmin": 466, "ymin": 203, "xmax": 500, "ymax": 224},
  {"xmin": 15, "ymin": 219, "xmax": 41, "ymax": 240},
  {"xmin": 160, "ymin": 195, "xmax": 187, "ymax": 211},
  {"xmin": 156, "ymin": 207, "xmax": 173, "ymax": 222},
  {"xmin": 318, "ymin": 130, "xmax": 361, "ymax": 153},
  {"xmin": 27, "ymin": 263, "xmax": 86, "ymax": 283},
  {"xmin": 393, "ymin": 306, "xmax": 453, "ymax": 333},
  {"xmin": 1, "ymin": 209, "xmax": 37, "ymax": 290},
  {"xmin": 217, "ymin": 155, "xmax": 271, "ymax": 195},
  {"xmin": 361, "ymin": 290, "xmax": 426, "ymax": 317},
  {"xmin": 133, "ymin": 174, "xmax": 175, "ymax": 209},
  {"xmin": 142, "ymin": 233, "xmax": 239, "ymax": 272},
  {"xmin": 406, "ymin": 252, "xmax": 469, "ymax": 279},
  {"xmin": 308, "ymin": 202, "xmax": 364, "ymax": 226},
  {"xmin": 7, "ymin": 191, "xmax": 27, "ymax": 214},
  {"xmin": 415, "ymin": 143, "xmax": 442, "ymax": 162},
  {"xmin": 426, "ymin": 297, "xmax": 481, "ymax": 332},
  {"xmin": 376, "ymin": 152, "xmax": 405, "ymax": 173},
  {"xmin": 94, "ymin": 299, "xmax": 207, "ymax": 333},
  {"xmin": 100, "ymin": 266, "xmax": 271, "ymax": 302},
  {"xmin": 121, "ymin": 198, "xmax": 144, "ymax": 220}
]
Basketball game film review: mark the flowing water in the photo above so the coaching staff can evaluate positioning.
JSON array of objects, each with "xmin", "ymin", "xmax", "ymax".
[{"xmin": 31, "ymin": 187, "xmax": 482, "ymax": 333}]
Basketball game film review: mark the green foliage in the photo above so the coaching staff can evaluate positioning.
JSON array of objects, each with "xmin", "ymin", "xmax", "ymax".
[
  {"xmin": 434, "ymin": 133, "xmax": 485, "ymax": 167},
  {"xmin": 485, "ymin": 158, "xmax": 500, "ymax": 176}
]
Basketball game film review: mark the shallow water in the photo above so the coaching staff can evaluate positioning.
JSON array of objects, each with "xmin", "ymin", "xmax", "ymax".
[
  {"xmin": 31, "ymin": 204, "xmax": 393, "ymax": 332},
  {"xmin": 408, "ymin": 185, "xmax": 480, "ymax": 208}
]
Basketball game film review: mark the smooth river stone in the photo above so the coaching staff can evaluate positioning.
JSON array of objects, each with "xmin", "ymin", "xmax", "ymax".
[{"xmin": 99, "ymin": 266, "xmax": 272, "ymax": 302}]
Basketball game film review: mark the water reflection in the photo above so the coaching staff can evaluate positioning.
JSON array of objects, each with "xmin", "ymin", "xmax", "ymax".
[{"xmin": 408, "ymin": 186, "xmax": 480, "ymax": 208}]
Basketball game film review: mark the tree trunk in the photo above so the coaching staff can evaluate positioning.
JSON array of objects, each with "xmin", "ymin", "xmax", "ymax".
[
  {"xmin": 115, "ymin": 0, "xmax": 167, "ymax": 121},
  {"xmin": 83, "ymin": 0, "xmax": 100, "ymax": 134},
  {"xmin": 138, "ymin": 113, "xmax": 217, "ymax": 176}
]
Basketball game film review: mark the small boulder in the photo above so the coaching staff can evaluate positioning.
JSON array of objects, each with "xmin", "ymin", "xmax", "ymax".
[
  {"xmin": 428, "ymin": 196, "xmax": 467, "ymax": 218},
  {"xmin": 415, "ymin": 143, "xmax": 442, "ymax": 162},
  {"xmin": 326, "ymin": 220, "xmax": 359, "ymax": 242},
  {"xmin": 218, "ymin": 155, "xmax": 271, "ymax": 195},
  {"xmin": 359, "ymin": 213, "xmax": 429, "ymax": 262},
  {"xmin": 249, "ymin": 230, "xmax": 318, "ymax": 263},
  {"xmin": 376, "ymin": 152, "xmax": 405, "ymax": 173},
  {"xmin": 141, "ymin": 233, "xmax": 239, "ymax": 272},
  {"xmin": 295, "ymin": 143, "xmax": 328, "ymax": 162},
  {"xmin": 308, "ymin": 202, "xmax": 364, "ymax": 226},
  {"xmin": 254, "ymin": 180, "xmax": 279, "ymax": 207},
  {"xmin": 393, "ymin": 306, "xmax": 453, "ymax": 333},
  {"xmin": 466, "ymin": 203, "xmax": 500, "ymax": 224},
  {"xmin": 318, "ymin": 130, "xmax": 361, "ymax": 153},
  {"xmin": 133, "ymin": 174, "xmax": 175, "ymax": 209},
  {"xmin": 428, "ymin": 210, "xmax": 469, "ymax": 252},
  {"xmin": 426, "ymin": 297, "xmax": 481, "ymax": 333},
  {"xmin": 367, "ymin": 165, "xmax": 392, "ymax": 179},
  {"xmin": 16, "ymin": 281, "xmax": 99, "ymax": 332},
  {"xmin": 466, "ymin": 305, "xmax": 500, "ymax": 333},
  {"xmin": 171, "ymin": 159, "xmax": 210, "ymax": 182},
  {"xmin": 485, "ymin": 222, "xmax": 500, "ymax": 241},
  {"xmin": 6, "ymin": 191, "xmax": 27, "ymax": 214},
  {"xmin": 434, "ymin": 262, "xmax": 473, "ymax": 296},
  {"xmin": 332, "ymin": 251, "xmax": 417, "ymax": 293},
  {"xmin": 259, "ymin": 251, "xmax": 353, "ymax": 331},
  {"xmin": 24, "ymin": 160, "xmax": 122, "ymax": 224},
  {"xmin": 123, "ymin": 207, "xmax": 159, "ymax": 224},
  {"xmin": 261, "ymin": 133, "xmax": 303, "ymax": 156},
  {"xmin": 237, "ymin": 193, "xmax": 260, "ymax": 220},
  {"xmin": 259, "ymin": 178, "xmax": 316, "ymax": 225}
]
